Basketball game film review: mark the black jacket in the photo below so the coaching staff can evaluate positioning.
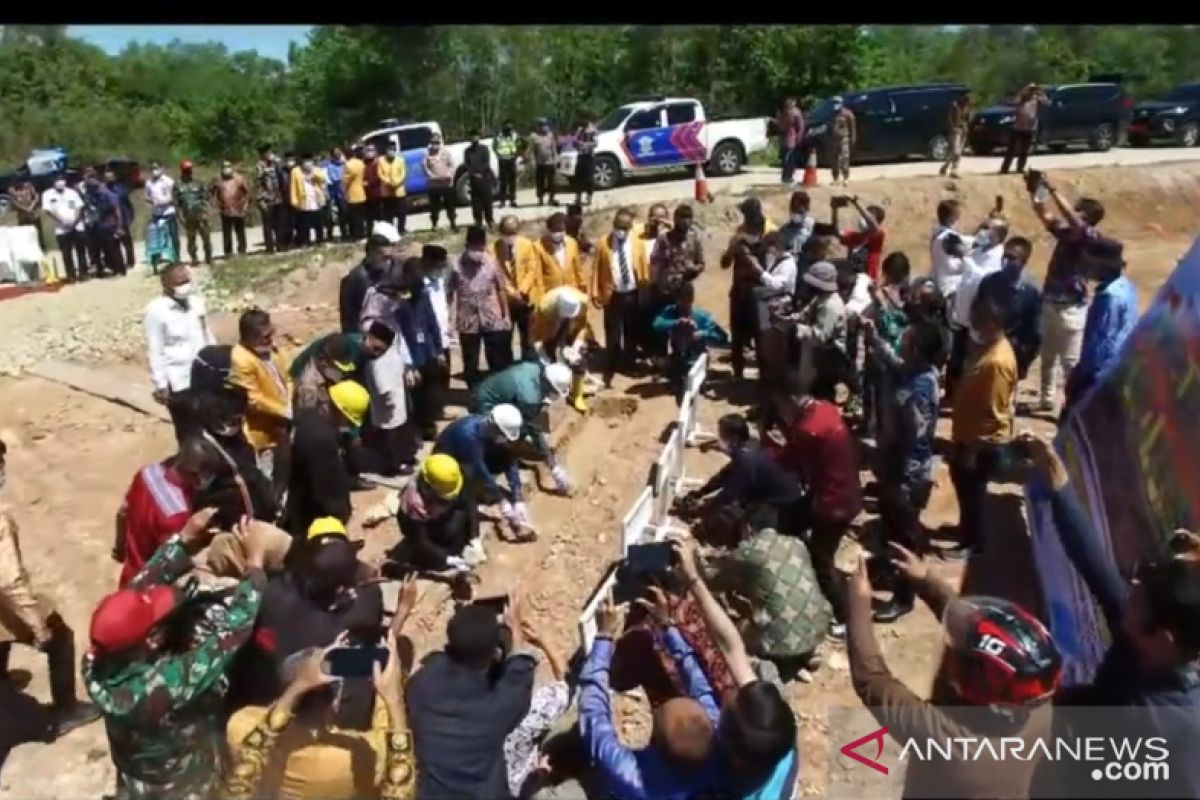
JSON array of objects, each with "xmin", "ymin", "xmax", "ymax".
[
  {"xmin": 463, "ymin": 143, "xmax": 493, "ymax": 178},
  {"xmin": 339, "ymin": 260, "xmax": 386, "ymax": 334},
  {"xmin": 286, "ymin": 408, "xmax": 353, "ymax": 535}
]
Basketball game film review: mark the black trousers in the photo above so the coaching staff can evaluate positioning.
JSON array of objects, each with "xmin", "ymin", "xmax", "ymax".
[
  {"xmin": 498, "ymin": 159, "xmax": 518, "ymax": 205},
  {"xmin": 383, "ymin": 196, "xmax": 408, "ymax": 234},
  {"xmin": 780, "ymin": 144, "xmax": 799, "ymax": 183},
  {"xmin": 293, "ymin": 210, "xmax": 324, "ymax": 246},
  {"xmin": 259, "ymin": 204, "xmax": 281, "ymax": 253},
  {"xmin": 535, "ymin": 164, "xmax": 557, "ymax": 203},
  {"xmin": 807, "ymin": 512, "xmax": 852, "ymax": 624},
  {"xmin": 574, "ymin": 155, "xmax": 595, "ymax": 202},
  {"xmin": 729, "ymin": 289, "xmax": 760, "ymax": 379},
  {"xmin": 346, "ymin": 202, "xmax": 367, "ymax": 240},
  {"xmin": 877, "ymin": 474, "xmax": 932, "ymax": 607},
  {"xmin": 603, "ymin": 291, "xmax": 640, "ymax": 382},
  {"xmin": 87, "ymin": 228, "xmax": 126, "ymax": 276},
  {"xmin": 0, "ymin": 614, "xmax": 77, "ymax": 708},
  {"xmin": 55, "ymin": 231, "xmax": 87, "ymax": 281},
  {"xmin": 221, "ymin": 215, "xmax": 247, "ymax": 257},
  {"xmin": 327, "ymin": 197, "xmax": 349, "ymax": 241},
  {"xmin": 949, "ymin": 445, "xmax": 1001, "ymax": 552},
  {"xmin": 469, "ymin": 175, "xmax": 494, "ymax": 227},
  {"xmin": 412, "ymin": 358, "xmax": 447, "ymax": 439},
  {"xmin": 510, "ymin": 300, "xmax": 535, "ymax": 361},
  {"xmin": 427, "ymin": 187, "xmax": 457, "ymax": 229},
  {"xmin": 1001, "ymin": 130, "xmax": 1034, "ymax": 174},
  {"xmin": 460, "ymin": 330, "xmax": 514, "ymax": 389},
  {"xmin": 643, "ymin": 289, "xmax": 673, "ymax": 359},
  {"xmin": 946, "ymin": 326, "xmax": 970, "ymax": 403}
]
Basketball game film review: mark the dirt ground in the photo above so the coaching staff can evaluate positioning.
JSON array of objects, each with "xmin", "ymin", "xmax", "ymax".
[{"xmin": 1, "ymin": 161, "xmax": 1197, "ymax": 799}]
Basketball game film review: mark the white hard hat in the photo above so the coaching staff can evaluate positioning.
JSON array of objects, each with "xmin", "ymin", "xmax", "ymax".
[
  {"xmin": 490, "ymin": 403, "xmax": 523, "ymax": 442},
  {"xmin": 371, "ymin": 220, "xmax": 402, "ymax": 244},
  {"xmin": 543, "ymin": 363, "xmax": 573, "ymax": 398},
  {"xmin": 555, "ymin": 290, "xmax": 582, "ymax": 320}
]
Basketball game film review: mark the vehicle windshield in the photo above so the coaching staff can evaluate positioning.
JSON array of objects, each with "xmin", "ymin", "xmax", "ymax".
[
  {"xmin": 1160, "ymin": 84, "xmax": 1200, "ymax": 103},
  {"xmin": 807, "ymin": 98, "xmax": 838, "ymax": 124},
  {"xmin": 598, "ymin": 105, "xmax": 636, "ymax": 132}
]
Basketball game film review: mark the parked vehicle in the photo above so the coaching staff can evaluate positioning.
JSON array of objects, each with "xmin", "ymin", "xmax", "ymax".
[
  {"xmin": 803, "ymin": 84, "xmax": 969, "ymax": 164},
  {"xmin": 0, "ymin": 150, "xmax": 143, "ymax": 213},
  {"xmin": 968, "ymin": 82, "xmax": 1133, "ymax": 155},
  {"xmin": 358, "ymin": 120, "xmax": 512, "ymax": 206},
  {"xmin": 555, "ymin": 97, "xmax": 769, "ymax": 192},
  {"xmin": 1128, "ymin": 83, "xmax": 1200, "ymax": 148}
]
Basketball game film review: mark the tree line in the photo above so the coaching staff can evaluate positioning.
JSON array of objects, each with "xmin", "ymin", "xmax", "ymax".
[{"xmin": 2, "ymin": 24, "xmax": 1199, "ymax": 168}]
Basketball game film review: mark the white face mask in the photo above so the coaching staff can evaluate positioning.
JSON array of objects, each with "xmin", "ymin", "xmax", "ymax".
[
  {"xmin": 974, "ymin": 230, "xmax": 991, "ymax": 250},
  {"xmin": 172, "ymin": 281, "xmax": 193, "ymax": 299},
  {"xmin": 613, "ymin": 229, "xmax": 628, "ymax": 243},
  {"xmin": 790, "ymin": 213, "xmax": 806, "ymax": 224},
  {"xmin": 550, "ymin": 232, "xmax": 565, "ymax": 244},
  {"xmin": 152, "ymin": 168, "xmax": 164, "ymax": 178},
  {"xmin": 53, "ymin": 180, "xmax": 66, "ymax": 191}
]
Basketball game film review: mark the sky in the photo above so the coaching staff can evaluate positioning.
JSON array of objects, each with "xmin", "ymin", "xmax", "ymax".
[{"xmin": 68, "ymin": 25, "xmax": 313, "ymax": 63}]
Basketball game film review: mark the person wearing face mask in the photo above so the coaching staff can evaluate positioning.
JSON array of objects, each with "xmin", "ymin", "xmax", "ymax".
[
  {"xmin": 420, "ymin": 243, "xmax": 454, "ymax": 377},
  {"xmin": 322, "ymin": 147, "xmax": 348, "ymax": 241},
  {"xmin": 41, "ymin": 172, "xmax": 89, "ymax": 282},
  {"xmin": 495, "ymin": 216, "xmax": 543, "ymax": 361},
  {"xmin": 565, "ymin": 202, "xmax": 595, "ymax": 257},
  {"xmin": 947, "ymin": 294, "xmax": 1017, "ymax": 560},
  {"xmin": 342, "ymin": 145, "xmax": 368, "ymax": 240},
  {"xmin": 947, "ymin": 212, "xmax": 1009, "ymax": 398},
  {"xmin": 593, "ymin": 209, "xmax": 650, "ymax": 386},
  {"xmin": 289, "ymin": 153, "xmax": 328, "ymax": 247},
  {"xmin": 636, "ymin": 203, "xmax": 671, "ymax": 264},
  {"xmin": 721, "ymin": 197, "xmax": 777, "ymax": 380},
  {"xmin": 103, "ymin": 167, "xmax": 137, "ymax": 269},
  {"xmin": 360, "ymin": 261, "xmax": 420, "ymax": 475},
  {"xmin": 394, "ymin": 257, "xmax": 446, "ymax": 443},
  {"xmin": 256, "ymin": 144, "xmax": 287, "ymax": 254},
  {"xmin": 290, "ymin": 324, "xmax": 394, "ymax": 417},
  {"xmin": 362, "ymin": 144, "xmax": 385, "ymax": 227},
  {"xmin": 287, "ymin": 380, "xmax": 371, "ymax": 536},
  {"xmin": 834, "ymin": 194, "xmax": 885, "ymax": 284},
  {"xmin": 172, "ymin": 159, "xmax": 214, "ymax": 266},
  {"xmin": 974, "ymin": 237, "xmax": 1042, "ymax": 382},
  {"xmin": 529, "ymin": 118, "xmax": 559, "ymax": 206},
  {"xmin": 464, "ymin": 130, "xmax": 496, "ymax": 228},
  {"xmin": 534, "ymin": 212, "xmax": 587, "ymax": 295},
  {"xmin": 8, "ymin": 167, "xmax": 44, "ymax": 254},
  {"xmin": 828, "ymin": 96, "xmax": 857, "ymax": 188},
  {"xmin": 144, "ymin": 264, "xmax": 216, "ymax": 443},
  {"xmin": 214, "ymin": 160, "xmax": 251, "ymax": 258},
  {"xmin": 423, "ymin": 133, "xmax": 458, "ymax": 232},
  {"xmin": 379, "ymin": 142, "xmax": 408, "ymax": 234},
  {"xmin": 339, "ymin": 226, "xmax": 399, "ymax": 334},
  {"xmin": 144, "ymin": 159, "xmax": 181, "ymax": 259},
  {"xmin": 1064, "ymin": 237, "xmax": 1137, "ymax": 416},
  {"xmin": 434, "ymin": 404, "xmax": 530, "ymax": 535},
  {"xmin": 82, "ymin": 167, "xmax": 127, "ymax": 278},
  {"xmin": 532, "ymin": 285, "xmax": 595, "ymax": 412},
  {"xmin": 778, "ymin": 190, "xmax": 815, "ymax": 257},
  {"xmin": 112, "ymin": 437, "xmax": 222, "ymax": 587},
  {"xmin": 280, "ymin": 151, "xmax": 299, "ymax": 248},
  {"xmin": 494, "ymin": 120, "xmax": 521, "ymax": 208},
  {"xmin": 573, "ymin": 117, "xmax": 599, "ymax": 206},
  {"xmin": 449, "ymin": 225, "xmax": 514, "ymax": 388},
  {"xmin": 230, "ymin": 309, "xmax": 294, "ymax": 502},
  {"xmin": 648, "ymin": 205, "xmax": 705, "ymax": 359},
  {"xmin": 0, "ymin": 439, "xmax": 102, "ymax": 740}
]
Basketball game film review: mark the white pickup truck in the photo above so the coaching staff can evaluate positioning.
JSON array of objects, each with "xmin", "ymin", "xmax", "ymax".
[
  {"xmin": 357, "ymin": 120, "xmax": 509, "ymax": 206},
  {"xmin": 556, "ymin": 97, "xmax": 770, "ymax": 191}
]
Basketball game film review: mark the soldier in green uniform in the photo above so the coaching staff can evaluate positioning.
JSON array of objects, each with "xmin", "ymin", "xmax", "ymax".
[
  {"xmin": 84, "ymin": 508, "xmax": 273, "ymax": 800},
  {"xmin": 172, "ymin": 159, "xmax": 214, "ymax": 266}
]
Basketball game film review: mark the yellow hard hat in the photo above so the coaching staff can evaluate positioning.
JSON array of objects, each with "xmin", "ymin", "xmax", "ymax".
[
  {"xmin": 420, "ymin": 453, "xmax": 463, "ymax": 499},
  {"xmin": 329, "ymin": 380, "xmax": 370, "ymax": 428},
  {"xmin": 307, "ymin": 516, "xmax": 347, "ymax": 540}
]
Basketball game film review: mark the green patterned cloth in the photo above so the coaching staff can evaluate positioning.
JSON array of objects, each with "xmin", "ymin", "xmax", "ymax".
[
  {"xmin": 173, "ymin": 180, "xmax": 211, "ymax": 222},
  {"xmin": 731, "ymin": 528, "xmax": 832, "ymax": 659},
  {"xmin": 84, "ymin": 535, "xmax": 265, "ymax": 800}
]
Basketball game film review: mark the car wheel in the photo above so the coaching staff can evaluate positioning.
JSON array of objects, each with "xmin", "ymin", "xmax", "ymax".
[
  {"xmin": 592, "ymin": 156, "xmax": 620, "ymax": 191},
  {"xmin": 926, "ymin": 134, "xmax": 951, "ymax": 162},
  {"xmin": 454, "ymin": 172, "xmax": 471, "ymax": 206},
  {"xmin": 709, "ymin": 141, "xmax": 744, "ymax": 176},
  {"xmin": 1088, "ymin": 122, "xmax": 1116, "ymax": 152},
  {"xmin": 1178, "ymin": 122, "xmax": 1200, "ymax": 148}
]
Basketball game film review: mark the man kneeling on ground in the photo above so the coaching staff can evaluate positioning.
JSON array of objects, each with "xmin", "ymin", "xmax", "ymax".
[
  {"xmin": 391, "ymin": 454, "xmax": 480, "ymax": 574},
  {"xmin": 434, "ymin": 403, "xmax": 530, "ymax": 538}
]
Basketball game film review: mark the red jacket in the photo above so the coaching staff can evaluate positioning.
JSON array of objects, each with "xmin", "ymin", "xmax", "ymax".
[
  {"xmin": 119, "ymin": 462, "xmax": 192, "ymax": 586},
  {"xmin": 772, "ymin": 399, "xmax": 862, "ymax": 524}
]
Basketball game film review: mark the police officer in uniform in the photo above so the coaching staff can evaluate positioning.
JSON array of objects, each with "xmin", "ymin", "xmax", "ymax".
[{"xmin": 494, "ymin": 121, "xmax": 521, "ymax": 208}]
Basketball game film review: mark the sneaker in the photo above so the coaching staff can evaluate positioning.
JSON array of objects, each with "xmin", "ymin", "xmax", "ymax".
[
  {"xmin": 50, "ymin": 703, "xmax": 101, "ymax": 740},
  {"xmin": 872, "ymin": 598, "xmax": 914, "ymax": 624},
  {"xmin": 827, "ymin": 623, "xmax": 847, "ymax": 641}
]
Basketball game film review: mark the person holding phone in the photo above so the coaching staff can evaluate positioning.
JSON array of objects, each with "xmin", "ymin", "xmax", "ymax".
[{"xmin": 225, "ymin": 577, "xmax": 420, "ymax": 800}]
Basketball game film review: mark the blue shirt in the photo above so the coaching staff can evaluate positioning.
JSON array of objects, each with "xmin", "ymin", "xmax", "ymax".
[
  {"xmin": 894, "ymin": 365, "xmax": 940, "ymax": 488},
  {"xmin": 106, "ymin": 181, "xmax": 134, "ymax": 229},
  {"xmin": 86, "ymin": 184, "xmax": 123, "ymax": 231},
  {"xmin": 580, "ymin": 629, "xmax": 727, "ymax": 800},
  {"xmin": 976, "ymin": 268, "xmax": 1043, "ymax": 376},
  {"xmin": 323, "ymin": 159, "xmax": 345, "ymax": 201},
  {"xmin": 433, "ymin": 413, "xmax": 522, "ymax": 502},
  {"xmin": 1073, "ymin": 274, "xmax": 1138, "ymax": 388},
  {"xmin": 652, "ymin": 304, "xmax": 730, "ymax": 366}
]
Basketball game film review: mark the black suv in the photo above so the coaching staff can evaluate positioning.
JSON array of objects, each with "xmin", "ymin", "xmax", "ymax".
[
  {"xmin": 1128, "ymin": 83, "xmax": 1200, "ymax": 148},
  {"xmin": 0, "ymin": 155, "xmax": 143, "ymax": 213},
  {"xmin": 968, "ymin": 82, "xmax": 1133, "ymax": 155},
  {"xmin": 803, "ymin": 83, "xmax": 969, "ymax": 164}
]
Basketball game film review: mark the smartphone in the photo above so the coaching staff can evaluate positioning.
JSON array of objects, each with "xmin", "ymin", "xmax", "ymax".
[
  {"xmin": 613, "ymin": 542, "xmax": 677, "ymax": 605},
  {"xmin": 471, "ymin": 593, "xmax": 510, "ymax": 614},
  {"xmin": 324, "ymin": 646, "xmax": 389, "ymax": 679}
]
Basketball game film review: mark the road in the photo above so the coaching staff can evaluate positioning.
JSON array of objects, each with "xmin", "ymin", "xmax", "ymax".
[{"xmin": 107, "ymin": 144, "xmax": 1200, "ymax": 264}]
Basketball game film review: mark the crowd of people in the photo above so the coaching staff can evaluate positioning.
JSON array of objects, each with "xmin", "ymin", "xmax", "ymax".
[{"xmin": 2, "ymin": 146, "xmax": 1194, "ymax": 800}]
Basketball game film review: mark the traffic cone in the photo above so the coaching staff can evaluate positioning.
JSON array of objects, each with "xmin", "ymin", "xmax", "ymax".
[
  {"xmin": 693, "ymin": 163, "xmax": 714, "ymax": 204},
  {"xmin": 802, "ymin": 149, "xmax": 819, "ymax": 187}
]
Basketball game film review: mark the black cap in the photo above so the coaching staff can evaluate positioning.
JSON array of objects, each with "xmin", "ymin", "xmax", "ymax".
[{"xmin": 422, "ymin": 244, "xmax": 448, "ymax": 262}]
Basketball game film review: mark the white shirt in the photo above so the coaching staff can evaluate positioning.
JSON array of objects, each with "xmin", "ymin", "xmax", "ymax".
[
  {"xmin": 143, "ymin": 294, "xmax": 214, "ymax": 393},
  {"xmin": 425, "ymin": 274, "xmax": 451, "ymax": 345},
  {"xmin": 845, "ymin": 272, "xmax": 873, "ymax": 316},
  {"xmin": 641, "ymin": 235, "xmax": 658, "ymax": 266},
  {"xmin": 759, "ymin": 253, "xmax": 798, "ymax": 295},
  {"xmin": 608, "ymin": 235, "xmax": 638, "ymax": 294},
  {"xmin": 930, "ymin": 225, "xmax": 965, "ymax": 297},
  {"xmin": 952, "ymin": 245, "xmax": 1004, "ymax": 328},
  {"xmin": 145, "ymin": 175, "xmax": 176, "ymax": 213},
  {"xmin": 299, "ymin": 172, "xmax": 321, "ymax": 211},
  {"xmin": 41, "ymin": 187, "xmax": 85, "ymax": 235},
  {"xmin": 553, "ymin": 241, "xmax": 567, "ymax": 268}
]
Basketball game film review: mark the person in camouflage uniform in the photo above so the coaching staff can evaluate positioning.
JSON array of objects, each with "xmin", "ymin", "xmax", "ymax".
[
  {"xmin": 173, "ymin": 160, "xmax": 214, "ymax": 266},
  {"xmin": 84, "ymin": 508, "xmax": 269, "ymax": 800}
]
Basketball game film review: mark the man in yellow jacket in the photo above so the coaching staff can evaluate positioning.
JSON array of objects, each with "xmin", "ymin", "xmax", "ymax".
[
  {"xmin": 531, "ymin": 285, "xmax": 593, "ymax": 411},
  {"xmin": 591, "ymin": 208, "xmax": 650, "ymax": 387},
  {"xmin": 230, "ymin": 309, "xmax": 294, "ymax": 502},
  {"xmin": 379, "ymin": 141, "xmax": 408, "ymax": 234},
  {"xmin": 289, "ymin": 155, "xmax": 328, "ymax": 247},
  {"xmin": 342, "ymin": 145, "xmax": 367, "ymax": 240},
  {"xmin": 495, "ymin": 215, "xmax": 543, "ymax": 360},
  {"xmin": 532, "ymin": 212, "xmax": 586, "ymax": 295}
]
